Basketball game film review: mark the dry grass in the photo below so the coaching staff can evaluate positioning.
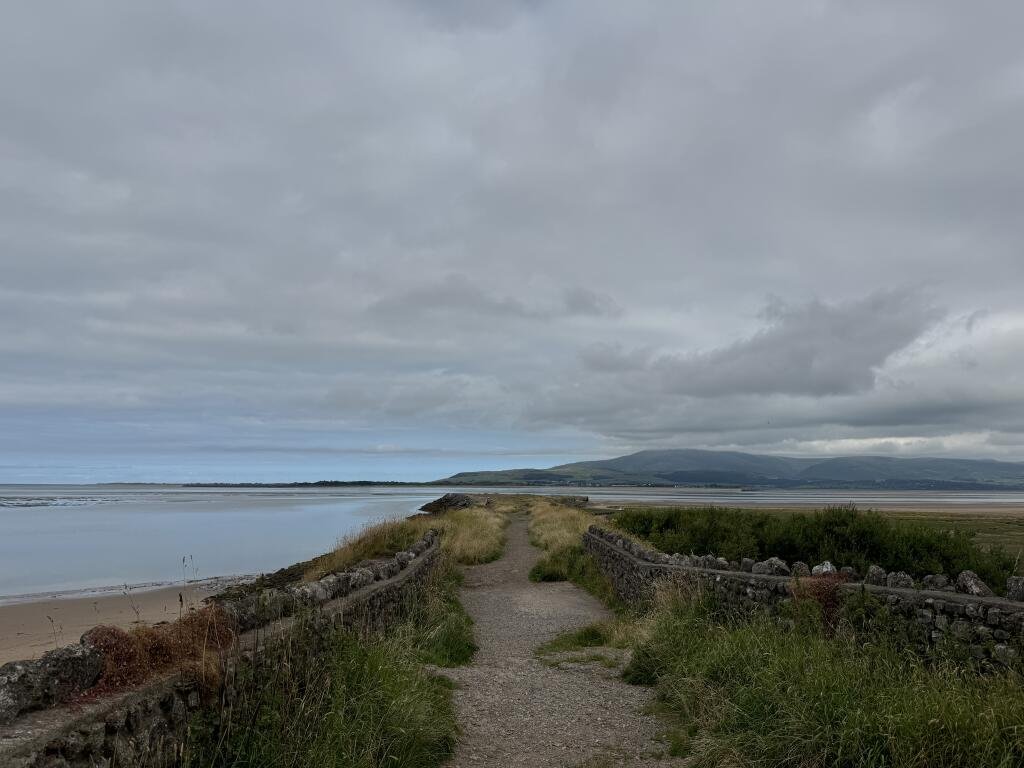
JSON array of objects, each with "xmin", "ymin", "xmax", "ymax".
[
  {"xmin": 81, "ymin": 604, "xmax": 235, "ymax": 696},
  {"xmin": 527, "ymin": 497, "xmax": 597, "ymax": 552},
  {"xmin": 305, "ymin": 499, "xmax": 508, "ymax": 581},
  {"xmin": 434, "ymin": 505, "xmax": 508, "ymax": 564}
]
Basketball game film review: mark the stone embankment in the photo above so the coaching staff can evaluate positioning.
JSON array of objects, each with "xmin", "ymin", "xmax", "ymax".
[
  {"xmin": 0, "ymin": 530, "xmax": 440, "ymax": 767},
  {"xmin": 584, "ymin": 526, "xmax": 1024, "ymax": 662}
]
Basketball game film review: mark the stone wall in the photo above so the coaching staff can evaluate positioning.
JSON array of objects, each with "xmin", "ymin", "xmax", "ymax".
[
  {"xmin": 0, "ymin": 530, "xmax": 441, "ymax": 767},
  {"xmin": 584, "ymin": 526, "xmax": 1024, "ymax": 663}
]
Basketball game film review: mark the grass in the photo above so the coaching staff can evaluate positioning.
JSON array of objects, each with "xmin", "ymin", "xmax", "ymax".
[
  {"xmin": 525, "ymin": 497, "xmax": 623, "ymax": 608},
  {"xmin": 305, "ymin": 501, "xmax": 508, "ymax": 580},
  {"xmin": 184, "ymin": 554, "xmax": 473, "ymax": 767},
  {"xmin": 184, "ymin": 498, "xmax": 491, "ymax": 767},
  {"xmin": 621, "ymin": 586, "xmax": 1024, "ymax": 767},
  {"xmin": 614, "ymin": 504, "xmax": 1020, "ymax": 591}
]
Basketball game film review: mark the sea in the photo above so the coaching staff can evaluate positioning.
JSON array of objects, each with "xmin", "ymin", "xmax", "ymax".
[{"xmin": 3, "ymin": 484, "xmax": 1024, "ymax": 602}]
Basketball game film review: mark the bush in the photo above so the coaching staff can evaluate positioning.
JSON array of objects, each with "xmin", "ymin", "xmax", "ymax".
[
  {"xmin": 626, "ymin": 588, "xmax": 1024, "ymax": 767},
  {"xmin": 613, "ymin": 505, "xmax": 1017, "ymax": 591},
  {"xmin": 185, "ymin": 556, "xmax": 471, "ymax": 767},
  {"xmin": 185, "ymin": 626, "xmax": 457, "ymax": 768}
]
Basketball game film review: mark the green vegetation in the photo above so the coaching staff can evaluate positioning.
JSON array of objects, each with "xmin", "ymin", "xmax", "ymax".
[
  {"xmin": 525, "ymin": 497, "xmax": 622, "ymax": 607},
  {"xmin": 623, "ymin": 588, "xmax": 1024, "ymax": 767},
  {"xmin": 185, "ymin": 501, "xmax": 490, "ymax": 768},
  {"xmin": 184, "ymin": 558, "xmax": 472, "ymax": 768},
  {"xmin": 306, "ymin": 502, "xmax": 508, "ymax": 580},
  {"xmin": 614, "ymin": 504, "xmax": 1019, "ymax": 590}
]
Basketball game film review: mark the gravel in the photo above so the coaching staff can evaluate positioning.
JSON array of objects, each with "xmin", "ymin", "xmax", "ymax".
[{"xmin": 437, "ymin": 515, "xmax": 686, "ymax": 767}]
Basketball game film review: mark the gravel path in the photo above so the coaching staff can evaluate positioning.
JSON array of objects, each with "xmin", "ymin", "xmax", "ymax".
[{"xmin": 438, "ymin": 514, "xmax": 684, "ymax": 767}]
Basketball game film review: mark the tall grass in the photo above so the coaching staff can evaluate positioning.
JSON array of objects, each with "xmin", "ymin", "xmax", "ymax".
[
  {"xmin": 614, "ymin": 505, "xmax": 1018, "ymax": 590},
  {"xmin": 625, "ymin": 587, "xmax": 1024, "ymax": 767},
  {"xmin": 306, "ymin": 502, "xmax": 507, "ymax": 580},
  {"xmin": 526, "ymin": 498, "xmax": 622, "ymax": 607},
  {"xmin": 185, "ymin": 555, "xmax": 473, "ymax": 767}
]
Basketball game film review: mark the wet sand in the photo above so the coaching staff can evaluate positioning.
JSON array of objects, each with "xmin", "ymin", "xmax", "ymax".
[{"xmin": 0, "ymin": 580, "xmax": 232, "ymax": 665}]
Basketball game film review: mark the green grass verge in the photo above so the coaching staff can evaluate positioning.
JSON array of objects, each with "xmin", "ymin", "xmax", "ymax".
[
  {"xmin": 625, "ymin": 590, "xmax": 1024, "ymax": 767},
  {"xmin": 614, "ymin": 504, "xmax": 1019, "ymax": 591},
  {"xmin": 184, "ymin": 557, "xmax": 473, "ymax": 767},
  {"xmin": 528, "ymin": 544, "xmax": 622, "ymax": 609}
]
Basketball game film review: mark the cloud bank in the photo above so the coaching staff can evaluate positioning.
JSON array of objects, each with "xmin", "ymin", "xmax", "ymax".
[{"xmin": 1, "ymin": 1, "xmax": 1023, "ymax": 480}]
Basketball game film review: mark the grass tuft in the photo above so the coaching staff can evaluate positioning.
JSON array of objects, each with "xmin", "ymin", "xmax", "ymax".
[{"xmin": 624, "ymin": 586, "xmax": 1024, "ymax": 767}]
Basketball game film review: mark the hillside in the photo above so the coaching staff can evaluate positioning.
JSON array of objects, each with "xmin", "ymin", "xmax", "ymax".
[{"xmin": 441, "ymin": 449, "xmax": 1024, "ymax": 490}]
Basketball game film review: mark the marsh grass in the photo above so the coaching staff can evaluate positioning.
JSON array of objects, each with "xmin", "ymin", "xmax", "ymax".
[
  {"xmin": 614, "ymin": 504, "xmax": 1019, "ymax": 591},
  {"xmin": 624, "ymin": 586, "xmax": 1024, "ymax": 767}
]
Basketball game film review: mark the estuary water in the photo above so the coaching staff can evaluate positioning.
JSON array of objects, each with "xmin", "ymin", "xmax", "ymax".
[{"xmin": 3, "ymin": 484, "xmax": 1024, "ymax": 600}]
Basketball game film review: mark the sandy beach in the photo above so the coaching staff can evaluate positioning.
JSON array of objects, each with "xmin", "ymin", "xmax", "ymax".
[{"xmin": 0, "ymin": 580, "xmax": 234, "ymax": 665}]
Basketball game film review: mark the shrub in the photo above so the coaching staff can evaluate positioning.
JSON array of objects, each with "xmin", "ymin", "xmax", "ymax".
[
  {"xmin": 614, "ymin": 505, "xmax": 1018, "ymax": 591},
  {"xmin": 625, "ymin": 588, "xmax": 1024, "ymax": 767}
]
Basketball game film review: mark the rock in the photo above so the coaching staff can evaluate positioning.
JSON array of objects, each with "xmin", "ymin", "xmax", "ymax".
[
  {"xmin": 751, "ymin": 557, "xmax": 790, "ymax": 576},
  {"xmin": 418, "ymin": 493, "xmax": 474, "ymax": 514},
  {"xmin": 396, "ymin": 551, "xmax": 414, "ymax": 567},
  {"xmin": 0, "ymin": 641, "xmax": 104, "ymax": 725},
  {"xmin": 922, "ymin": 574, "xmax": 950, "ymax": 591},
  {"xmin": 886, "ymin": 571, "xmax": 914, "ymax": 589},
  {"xmin": 839, "ymin": 566, "xmax": 857, "ymax": 580},
  {"xmin": 1006, "ymin": 576, "xmax": 1024, "ymax": 602},
  {"xmin": 956, "ymin": 570, "xmax": 994, "ymax": 597},
  {"xmin": 791, "ymin": 561, "xmax": 811, "ymax": 577},
  {"xmin": 811, "ymin": 561, "xmax": 837, "ymax": 577},
  {"xmin": 714, "ymin": 557, "xmax": 730, "ymax": 570},
  {"xmin": 551, "ymin": 495, "xmax": 589, "ymax": 508},
  {"xmin": 740, "ymin": 557, "xmax": 755, "ymax": 573},
  {"xmin": 865, "ymin": 565, "xmax": 887, "ymax": 586}
]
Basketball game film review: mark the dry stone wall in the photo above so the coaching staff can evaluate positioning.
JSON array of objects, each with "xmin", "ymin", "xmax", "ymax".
[
  {"xmin": 584, "ymin": 526, "xmax": 1024, "ymax": 663},
  {"xmin": 0, "ymin": 530, "xmax": 441, "ymax": 768}
]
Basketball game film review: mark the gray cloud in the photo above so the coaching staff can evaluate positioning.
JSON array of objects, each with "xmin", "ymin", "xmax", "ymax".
[{"xmin": 2, "ymin": 1, "xmax": 1024, "ymax": 479}]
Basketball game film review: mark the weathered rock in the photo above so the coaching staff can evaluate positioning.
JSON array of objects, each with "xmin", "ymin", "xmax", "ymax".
[
  {"xmin": 922, "ymin": 574, "xmax": 950, "ymax": 591},
  {"xmin": 751, "ymin": 557, "xmax": 790, "ymax": 576},
  {"xmin": 886, "ymin": 571, "xmax": 914, "ymax": 589},
  {"xmin": 811, "ymin": 561, "xmax": 836, "ymax": 577},
  {"xmin": 419, "ymin": 492, "xmax": 474, "ymax": 514},
  {"xmin": 1006, "ymin": 576, "xmax": 1024, "ymax": 602},
  {"xmin": 791, "ymin": 561, "xmax": 811, "ymax": 577},
  {"xmin": 714, "ymin": 557, "xmax": 731, "ymax": 570},
  {"xmin": 956, "ymin": 570, "xmax": 994, "ymax": 597},
  {"xmin": 396, "ymin": 551, "xmax": 414, "ymax": 567},
  {"xmin": 740, "ymin": 557, "xmax": 755, "ymax": 573},
  {"xmin": 0, "ymin": 641, "xmax": 104, "ymax": 725},
  {"xmin": 839, "ymin": 566, "xmax": 857, "ymax": 580},
  {"xmin": 865, "ymin": 565, "xmax": 887, "ymax": 586}
]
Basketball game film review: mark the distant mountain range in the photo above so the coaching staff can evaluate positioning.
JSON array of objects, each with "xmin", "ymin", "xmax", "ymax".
[{"xmin": 441, "ymin": 449, "xmax": 1024, "ymax": 490}]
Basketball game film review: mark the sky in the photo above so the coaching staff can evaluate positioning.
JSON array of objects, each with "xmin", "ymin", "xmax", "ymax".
[{"xmin": 2, "ymin": 1, "xmax": 1024, "ymax": 483}]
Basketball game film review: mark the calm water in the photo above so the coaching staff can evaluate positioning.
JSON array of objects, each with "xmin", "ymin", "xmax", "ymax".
[{"xmin": 4, "ymin": 484, "xmax": 1024, "ymax": 599}]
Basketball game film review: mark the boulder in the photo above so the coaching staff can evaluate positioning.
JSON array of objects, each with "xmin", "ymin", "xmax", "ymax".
[
  {"xmin": 751, "ymin": 557, "xmax": 790, "ymax": 576},
  {"xmin": 811, "ymin": 561, "xmax": 837, "ymax": 577},
  {"xmin": 956, "ymin": 570, "xmax": 994, "ymax": 597},
  {"xmin": 419, "ymin": 493, "xmax": 474, "ymax": 514},
  {"xmin": 865, "ymin": 565, "xmax": 887, "ymax": 586},
  {"xmin": 1006, "ymin": 576, "xmax": 1024, "ymax": 602},
  {"xmin": 0, "ymin": 641, "xmax": 104, "ymax": 725},
  {"xmin": 791, "ymin": 561, "xmax": 811, "ymax": 577},
  {"xmin": 740, "ymin": 557, "xmax": 755, "ymax": 573},
  {"xmin": 714, "ymin": 557, "xmax": 731, "ymax": 570},
  {"xmin": 886, "ymin": 571, "xmax": 914, "ymax": 589},
  {"xmin": 839, "ymin": 566, "xmax": 857, "ymax": 580},
  {"xmin": 922, "ymin": 574, "xmax": 950, "ymax": 591}
]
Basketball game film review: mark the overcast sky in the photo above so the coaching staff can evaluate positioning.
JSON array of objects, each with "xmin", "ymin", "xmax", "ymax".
[{"xmin": 2, "ymin": 1, "xmax": 1024, "ymax": 482}]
